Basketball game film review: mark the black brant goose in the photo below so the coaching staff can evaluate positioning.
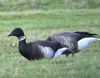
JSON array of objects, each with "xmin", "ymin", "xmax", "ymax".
[
  {"xmin": 47, "ymin": 31, "xmax": 100, "ymax": 58},
  {"xmin": 8, "ymin": 28, "xmax": 69, "ymax": 60}
]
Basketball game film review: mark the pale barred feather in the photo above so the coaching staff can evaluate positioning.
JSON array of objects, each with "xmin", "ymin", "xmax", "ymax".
[{"xmin": 49, "ymin": 35, "xmax": 78, "ymax": 52}]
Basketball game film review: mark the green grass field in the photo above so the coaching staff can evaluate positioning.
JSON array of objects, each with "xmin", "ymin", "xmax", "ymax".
[
  {"xmin": 1, "ymin": 0, "xmax": 100, "ymax": 11},
  {"xmin": 0, "ymin": 9, "xmax": 100, "ymax": 78}
]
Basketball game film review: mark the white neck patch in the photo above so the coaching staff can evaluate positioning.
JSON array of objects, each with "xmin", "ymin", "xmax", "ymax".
[{"xmin": 19, "ymin": 36, "xmax": 26, "ymax": 41}]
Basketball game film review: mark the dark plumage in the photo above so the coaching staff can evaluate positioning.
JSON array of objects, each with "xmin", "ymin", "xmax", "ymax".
[
  {"xmin": 74, "ymin": 31, "xmax": 97, "ymax": 41},
  {"xmin": 47, "ymin": 31, "xmax": 99, "ymax": 57},
  {"xmin": 8, "ymin": 28, "xmax": 63, "ymax": 60}
]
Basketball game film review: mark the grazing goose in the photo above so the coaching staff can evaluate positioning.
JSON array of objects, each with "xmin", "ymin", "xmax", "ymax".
[
  {"xmin": 8, "ymin": 28, "xmax": 66, "ymax": 60},
  {"xmin": 47, "ymin": 31, "xmax": 100, "ymax": 58}
]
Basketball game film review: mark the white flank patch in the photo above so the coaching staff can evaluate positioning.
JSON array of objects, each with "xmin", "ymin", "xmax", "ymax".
[
  {"xmin": 97, "ymin": 38, "xmax": 100, "ymax": 41},
  {"xmin": 39, "ymin": 46, "xmax": 54, "ymax": 58},
  {"xmin": 19, "ymin": 36, "xmax": 26, "ymax": 41},
  {"xmin": 53, "ymin": 47, "xmax": 69, "ymax": 59},
  {"xmin": 78, "ymin": 37, "xmax": 98, "ymax": 51}
]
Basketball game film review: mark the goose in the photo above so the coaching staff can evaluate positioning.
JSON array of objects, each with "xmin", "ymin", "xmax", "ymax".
[
  {"xmin": 8, "ymin": 28, "xmax": 67, "ymax": 60},
  {"xmin": 47, "ymin": 31, "xmax": 100, "ymax": 58}
]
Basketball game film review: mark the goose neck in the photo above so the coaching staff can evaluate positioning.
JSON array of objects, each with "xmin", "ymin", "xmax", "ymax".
[{"xmin": 18, "ymin": 36, "xmax": 26, "ymax": 44}]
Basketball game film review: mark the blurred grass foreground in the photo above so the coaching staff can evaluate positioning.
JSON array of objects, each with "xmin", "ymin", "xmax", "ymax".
[{"xmin": 0, "ymin": 0, "xmax": 100, "ymax": 11}]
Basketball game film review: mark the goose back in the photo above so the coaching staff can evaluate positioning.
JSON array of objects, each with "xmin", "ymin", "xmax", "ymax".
[{"xmin": 47, "ymin": 31, "xmax": 97, "ymax": 53}]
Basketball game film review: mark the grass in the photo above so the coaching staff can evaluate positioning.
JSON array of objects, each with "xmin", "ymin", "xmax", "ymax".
[
  {"xmin": 1, "ymin": 0, "xmax": 100, "ymax": 11},
  {"xmin": 0, "ymin": 9, "xmax": 100, "ymax": 78}
]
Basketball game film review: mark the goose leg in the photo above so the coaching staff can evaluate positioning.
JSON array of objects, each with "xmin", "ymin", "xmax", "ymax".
[
  {"xmin": 62, "ymin": 49, "xmax": 75, "ymax": 57},
  {"xmin": 65, "ymin": 54, "xmax": 68, "ymax": 57}
]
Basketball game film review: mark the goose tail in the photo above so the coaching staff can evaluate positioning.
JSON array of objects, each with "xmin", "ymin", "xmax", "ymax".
[{"xmin": 75, "ymin": 31, "xmax": 97, "ymax": 37}]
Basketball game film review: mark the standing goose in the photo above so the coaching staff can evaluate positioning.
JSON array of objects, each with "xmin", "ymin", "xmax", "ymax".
[
  {"xmin": 8, "ymin": 28, "xmax": 66, "ymax": 60},
  {"xmin": 47, "ymin": 31, "xmax": 100, "ymax": 58}
]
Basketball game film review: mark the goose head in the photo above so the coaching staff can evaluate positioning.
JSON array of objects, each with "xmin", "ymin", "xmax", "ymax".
[
  {"xmin": 8, "ymin": 28, "xmax": 24, "ymax": 37},
  {"xmin": 8, "ymin": 28, "xmax": 25, "ymax": 41}
]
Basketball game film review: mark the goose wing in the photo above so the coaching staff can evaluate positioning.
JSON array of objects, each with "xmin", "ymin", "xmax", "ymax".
[
  {"xmin": 47, "ymin": 31, "xmax": 97, "ymax": 53},
  {"xmin": 74, "ymin": 31, "xmax": 97, "ymax": 41},
  {"xmin": 47, "ymin": 35, "xmax": 78, "ymax": 54},
  {"xmin": 47, "ymin": 31, "xmax": 97, "ymax": 41}
]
